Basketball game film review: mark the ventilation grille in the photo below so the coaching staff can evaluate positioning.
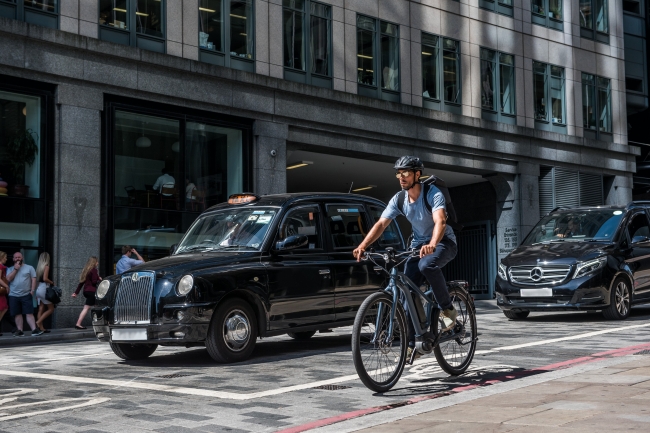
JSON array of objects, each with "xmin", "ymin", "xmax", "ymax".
[
  {"xmin": 539, "ymin": 167, "xmax": 603, "ymax": 217},
  {"xmin": 312, "ymin": 384, "xmax": 352, "ymax": 391}
]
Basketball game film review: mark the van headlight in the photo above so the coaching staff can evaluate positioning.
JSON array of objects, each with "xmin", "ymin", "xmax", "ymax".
[
  {"xmin": 177, "ymin": 275, "xmax": 194, "ymax": 296},
  {"xmin": 498, "ymin": 263, "xmax": 508, "ymax": 280},
  {"xmin": 573, "ymin": 257, "xmax": 607, "ymax": 279},
  {"xmin": 96, "ymin": 280, "xmax": 111, "ymax": 299}
]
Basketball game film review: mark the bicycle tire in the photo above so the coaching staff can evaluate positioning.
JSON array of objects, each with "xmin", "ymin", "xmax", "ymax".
[
  {"xmin": 352, "ymin": 291, "xmax": 408, "ymax": 393},
  {"xmin": 433, "ymin": 287, "xmax": 477, "ymax": 375}
]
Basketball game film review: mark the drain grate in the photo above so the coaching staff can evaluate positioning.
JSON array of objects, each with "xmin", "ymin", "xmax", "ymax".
[
  {"xmin": 633, "ymin": 350, "xmax": 650, "ymax": 356},
  {"xmin": 157, "ymin": 373, "xmax": 194, "ymax": 379},
  {"xmin": 312, "ymin": 384, "xmax": 352, "ymax": 391}
]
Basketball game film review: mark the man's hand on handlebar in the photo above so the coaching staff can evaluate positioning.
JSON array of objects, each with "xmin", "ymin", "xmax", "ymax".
[
  {"xmin": 353, "ymin": 246, "xmax": 366, "ymax": 262},
  {"xmin": 420, "ymin": 243, "xmax": 436, "ymax": 258}
]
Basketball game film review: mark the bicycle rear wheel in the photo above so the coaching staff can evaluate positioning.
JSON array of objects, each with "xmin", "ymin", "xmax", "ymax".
[
  {"xmin": 433, "ymin": 287, "xmax": 477, "ymax": 375},
  {"xmin": 352, "ymin": 291, "xmax": 407, "ymax": 392}
]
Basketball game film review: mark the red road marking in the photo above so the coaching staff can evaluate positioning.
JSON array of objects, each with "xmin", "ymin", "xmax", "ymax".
[{"xmin": 275, "ymin": 341, "xmax": 650, "ymax": 433}]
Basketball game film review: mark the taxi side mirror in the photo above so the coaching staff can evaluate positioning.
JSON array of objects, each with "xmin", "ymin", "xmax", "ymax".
[
  {"xmin": 276, "ymin": 235, "xmax": 309, "ymax": 251},
  {"xmin": 170, "ymin": 244, "xmax": 178, "ymax": 255}
]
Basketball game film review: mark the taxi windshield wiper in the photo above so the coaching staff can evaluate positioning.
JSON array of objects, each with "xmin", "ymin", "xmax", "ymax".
[
  {"xmin": 179, "ymin": 245, "xmax": 218, "ymax": 253},
  {"xmin": 214, "ymin": 245, "xmax": 258, "ymax": 250}
]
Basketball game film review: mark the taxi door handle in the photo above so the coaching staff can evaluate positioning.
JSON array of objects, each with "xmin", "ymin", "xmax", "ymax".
[
  {"xmin": 319, "ymin": 269, "xmax": 330, "ymax": 275},
  {"xmin": 373, "ymin": 266, "xmax": 382, "ymax": 272}
]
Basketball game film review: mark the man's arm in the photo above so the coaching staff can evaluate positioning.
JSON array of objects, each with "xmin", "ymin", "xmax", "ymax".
[
  {"xmin": 6, "ymin": 266, "xmax": 18, "ymax": 282},
  {"xmin": 153, "ymin": 177, "xmax": 161, "ymax": 192},
  {"xmin": 352, "ymin": 218, "xmax": 392, "ymax": 261},
  {"xmin": 31, "ymin": 276, "xmax": 37, "ymax": 294},
  {"xmin": 131, "ymin": 249, "xmax": 145, "ymax": 262},
  {"xmin": 420, "ymin": 209, "xmax": 447, "ymax": 258}
]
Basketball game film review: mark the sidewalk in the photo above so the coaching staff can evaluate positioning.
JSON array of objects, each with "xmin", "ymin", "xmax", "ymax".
[{"xmin": 0, "ymin": 327, "xmax": 96, "ymax": 347}]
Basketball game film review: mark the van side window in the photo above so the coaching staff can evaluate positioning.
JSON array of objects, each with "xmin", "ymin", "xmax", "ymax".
[
  {"xmin": 628, "ymin": 213, "xmax": 650, "ymax": 243},
  {"xmin": 277, "ymin": 206, "xmax": 321, "ymax": 250},
  {"xmin": 327, "ymin": 205, "xmax": 368, "ymax": 249}
]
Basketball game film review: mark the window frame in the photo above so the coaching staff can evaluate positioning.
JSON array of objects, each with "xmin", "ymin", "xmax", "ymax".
[
  {"xmin": 531, "ymin": 0, "xmax": 564, "ymax": 31},
  {"xmin": 275, "ymin": 204, "xmax": 325, "ymax": 252},
  {"xmin": 282, "ymin": 0, "xmax": 332, "ymax": 89},
  {"xmin": 580, "ymin": 0, "xmax": 609, "ymax": 44},
  {"xmin": 582, "ymin": 72, "xmax": 612, "ymax": 142},
  {"xmin": 98, "ymin": 0, "xmax": 166, "ymax": 53},
  {"xmin": 479, "ymin": 0, "xmax": 514, "ymax": 18},
  {"xmin": 533, "ymin": 61, "xmax": 567, "ymax": 135},
  {"xmin": 0, "ymin": 0, "xmax": 59, "ymax": 29},
  {"xmin": 324, "ymin": 203, "xmax": 370, "ymax": 251},
  {"xmin": 421, "ymin": 32, "xmax": 462, "ymax": 115},
  {"xmin": 356, "ymin": 14, "xmax": 401, "ymax": 103},
  {"xmin": 480, "ymin": 47, "xmax": 516, "ymax": 125},
  {"xmin": 198, "ymin": 0, "xmax": 256, "ymax": 72}
]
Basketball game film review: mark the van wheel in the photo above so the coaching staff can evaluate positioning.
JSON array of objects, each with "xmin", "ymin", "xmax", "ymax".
[
  {"xmin": 110, "ymin": 343, "xmax": 157, "ymax": 360},
  {"xmin": 287, "ymin": 331, "xmax": 316, "ymax": 340},
  {"xmin": 603, "ymin": 278, "xmax": 631, "ymax": 320},
  {"xmin": 503, "ymin": 310, "xmax": 530, "ymax": 320},
  {"xmin": 206, "ymin": 298, "xmax": 257, "ymax": 363}
]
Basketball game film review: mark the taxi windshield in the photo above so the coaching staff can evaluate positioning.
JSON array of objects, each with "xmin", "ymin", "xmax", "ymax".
[
  {"xmin": 175, "ymin": 207, "xmax": 278, "ymax": 253},
  {"xmin": 522, "ymin": 209, "xmax": 624, "ymax": 245}
]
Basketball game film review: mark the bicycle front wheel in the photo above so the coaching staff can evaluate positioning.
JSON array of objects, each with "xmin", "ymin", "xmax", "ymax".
[
  {"xmin": 352, "ymin": 291, "xmax": 408, "ymax": 392},
  {"xmin": 433, "ymin": 287, "xmax": 477, "ymax": 375}
]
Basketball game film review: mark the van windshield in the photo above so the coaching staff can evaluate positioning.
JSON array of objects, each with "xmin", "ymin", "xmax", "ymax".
[
  {"xmin": 175, "ymin": 207, "xmax": 278, "ymax": 253},
  {"xmin": 522, "ymin": 209, "xmax": 624, "ymax": 245}
]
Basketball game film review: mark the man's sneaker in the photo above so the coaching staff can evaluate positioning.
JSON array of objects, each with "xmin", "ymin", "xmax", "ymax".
[
  {"xmin": 14, "ymin": 330, "xmax": 24, "ymax": 337},
  {"xmin": 32, "ymin": 329, "xmax": 44, "ymax": 336},
  {"xmin": 441, "ymin": 307, "xmax": 458, "ymax": 332}
]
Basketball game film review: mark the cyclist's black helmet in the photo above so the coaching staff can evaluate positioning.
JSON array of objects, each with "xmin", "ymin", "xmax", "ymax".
[{"xmin": 394, "ymin": 156, "xmax": 424, "ymax": 172}]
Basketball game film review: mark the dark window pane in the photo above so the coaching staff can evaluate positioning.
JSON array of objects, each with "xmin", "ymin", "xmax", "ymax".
[
  {"xmin": 582, "ymin": 73, "xmax": 596, "ymax": 130},
  {"xmin": 421, "ymin": 43, "xmax": 437, "ymax": 100},
  {"xmin": 310, "ymin": 1, "xmax": 330, "ymax": 18},
  {"xmin": 443, "ymin": 39, "xmax": 459, "ymax": 103},
  {"xmin": 499, "ymin": 0, "xmax": 513, "ymax": 5},
  {"xmin": 199, "ymin": 0, "xmax": 223, "ymax": 51},
  {"xmin": 580, "ymin": 0, "xmax": 592, "ymax": 29},
  {"xmin": 533, "ymin": 62, "xmax": 547, "ymax": 121},
  {"xmin": 230, "ymin": 0, "xmax": 254, "ymax": 59},
  {"xmin": 380, "ymin": 21, "xmax": 398, "ymax": 36},
  {"xmin": 481, "ymin": 48, "xmax": 496, "ymax": 110},
  {"xmin": 550, "ymin": 68, "xmax": 564, "ymax": 124},
  {"xmin": 598, "ymin": 78, "xmax": 611, "ymax": 132},
  {"xmin": 326, "ymin": 206, "xmax": 368, "ymax": 250},
  {"xmin": 356, "ymin": 15, "xmax": 375, "ymax": 31},
  {"xmin": 100, "ymin": 0, "xmax": 129, "ymax": 30},
  {"xmin": 136, "ymin": 0, "xmax": 163, "ymax": 38},
  {"xmin": 24, "ymin": 0, "xmax": 57, "ymax": 13},
  {"xmin": 278, "ymin": 206, "xmax": 321, "ymax": 249},
  {"xmin": 532, "ymin": 0, "xmax": 545, "ymax": 15},
  {"xmin": 283, "ymin": 9, "xmax": 305, "ymax": 70},
  {"xmin": 114, "ymin": 111, "xmax": 180, "ymax": 209},
  {"xmin": 357, "ymin": 29, "xmax": 375, "ymax": 86},
  {"xmin": 550, "ymin": 0, "xmax": 563, "ymax": 20},
  {"xmin": 421, "ymin": 33, "xmax": 438, "ymax": 47},
  {"xmin": 310, "ymin": 14, "xmax": 330, "ymax": 75},
  {"xmin": 380, "ymin": 33, "xmax": 399, "ymax": 91},
  {"xmin": 283, "ymin": 0, "xmax": 304, "ymax": 9},
  {"xmin": 595, "ymin": 0, "xmax": 608, "ymax": 32},
  {"xmin": 500, "ymin": 62, "xmax": 515, "ymax": 114}
]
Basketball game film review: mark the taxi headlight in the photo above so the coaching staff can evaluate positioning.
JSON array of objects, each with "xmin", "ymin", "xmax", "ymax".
[
  {"xmin": 498, "ymin": 263, "xmax": 508, "ymax": 280},
  {"xmin": 177, "ymin": 275, "xmax": 194, "ymax": 296},
  {"xmin": 96, "ymin": 280, "xmax": 111, "ymax": 299},
  {"xmin": 573, "ymin": 257, "xmax": 607, "ymax": 279}
]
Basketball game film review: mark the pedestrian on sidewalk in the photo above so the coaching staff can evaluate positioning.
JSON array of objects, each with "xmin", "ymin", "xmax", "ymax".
[
  {"xmin": 72, "ymin": 256, "xmax": 101, "ymax": 330},
  {"xmin": 0, "ymin": 251, "xmax": 9, "ymax": 336},
  {"xmin": 34, "ymin": 252, "xmax": 55, "ymax": 335},
  {"xmin": 5, "ymin": 251, "xmax": 38, "ymax": 337},
  {"xmin": 115, "ymin": 245, "xmax": 144, "ymax": 274}
]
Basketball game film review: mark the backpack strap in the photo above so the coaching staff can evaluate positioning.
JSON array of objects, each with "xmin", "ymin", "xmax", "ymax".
[{"xmin": 396, "ymin": 190, "xmax": 407, "ymax": 216}]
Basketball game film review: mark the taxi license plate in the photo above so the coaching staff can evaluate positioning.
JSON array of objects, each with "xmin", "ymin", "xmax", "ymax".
[
  {"xmin": 520, "ymin": 288, "xmax": 553, "ymax": 297},
  {"xmin": 111, "ymin": 328, "xmax": 148, "ymax": 341}
]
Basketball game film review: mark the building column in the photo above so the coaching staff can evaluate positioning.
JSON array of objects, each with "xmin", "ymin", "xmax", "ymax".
[
  {"xmin": 52, "ymin": 84, "xmax": 103, "ymax": 328},
  {"xmin": 605, "ymin": 175, "xmax": 633, "ymax": 205},
  {"xmin": 252, "ymin": 120, "xmax": 287, "ymax": 195}
]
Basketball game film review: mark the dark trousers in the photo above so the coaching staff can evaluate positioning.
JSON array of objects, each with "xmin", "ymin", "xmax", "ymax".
[{"xmin": 402, "ymin": 237, "xmax": 457, "ymax": 344}]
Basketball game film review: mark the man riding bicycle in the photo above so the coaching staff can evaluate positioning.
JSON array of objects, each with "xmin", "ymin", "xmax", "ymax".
[{"xmin": 352, "ymin": 156, "xmax": 458, "ymax": 358}]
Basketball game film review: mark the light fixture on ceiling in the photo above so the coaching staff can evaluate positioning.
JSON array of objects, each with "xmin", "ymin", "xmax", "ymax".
[
  {"xmin": 286, "ymin": 161, "xmax": 313, "ymax": 170},
  {"xmin": 136, "ymin": 123, "xmax": 151, "ymax": 148},
  {"xmin": 199, "ymin": 7, "xmax": 216, "ymax": 12},
  {"xmin": 352, "ymin": 185, "xmax": 376, "ymax": 192},
  {"xmin": 171, "ymin": 141, "xmax": 180, "ymax": 152},
  {"xmin": 22, "ymin": 107, "xmax": 26, "ymax": 116}
]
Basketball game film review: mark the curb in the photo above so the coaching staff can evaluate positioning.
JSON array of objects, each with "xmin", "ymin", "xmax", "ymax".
[{"xmin": 0, "ymin": 329, "xmax": 96, "ymax": 347}]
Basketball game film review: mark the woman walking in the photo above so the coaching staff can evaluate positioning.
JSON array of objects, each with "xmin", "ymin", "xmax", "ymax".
[
  {"xmin": 72, "ymin": 256, "xmax": 101, "ymax": 330},
  {"xmin": 0, "ymin": 251, "xmax": 9, "ymax": 336},
  {"xmin": 34, "ymin": 252, "xmax": 55, "ymax": 335}
]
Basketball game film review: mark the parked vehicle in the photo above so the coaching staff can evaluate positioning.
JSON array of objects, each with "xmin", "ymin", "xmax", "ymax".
[
  {"xmin": 496, "ymin": 203, "xmax": 650, "ymax": 320},
  {"xmin": 92, "ymin": 193, "xmax": 405, "ymax": 363}
]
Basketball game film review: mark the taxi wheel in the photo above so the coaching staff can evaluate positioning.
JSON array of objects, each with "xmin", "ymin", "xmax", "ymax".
[
  {"xmin": 287, "ymin": 331, "xmax": 316, "ymax": 340},
  {"xmin": 503, "ymin": 310, "xmax": 530, "ymax": 320},
  {"xmin": 110, "ymin": 343, "xmax": 158, "ymax": 360},
  {"xmin": 206, "ymin": 298, "xmax": 257, "ymax": 363}
]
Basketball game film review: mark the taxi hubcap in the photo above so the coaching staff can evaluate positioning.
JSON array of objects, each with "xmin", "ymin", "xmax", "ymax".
[{"xmin": 224, "ymin": 310, "xmax": 250, "ymax": 352}]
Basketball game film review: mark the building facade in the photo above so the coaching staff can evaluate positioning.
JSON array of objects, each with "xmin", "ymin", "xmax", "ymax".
[{"xmin": 0, "ymin": 0, "xmax": 638, "ymax": 327}]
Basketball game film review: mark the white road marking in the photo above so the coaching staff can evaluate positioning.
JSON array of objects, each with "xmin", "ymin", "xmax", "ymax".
[
  {"xmin": 9, "ymin": 353, "xmax": 106, "ymax": 366},
  {"xmin": 0, "ymin": 397, "xmax": 110, "ymax": 421},
  {"xmin": 3, "ymin": 321, "xmax": 649, "ymax": 400}
]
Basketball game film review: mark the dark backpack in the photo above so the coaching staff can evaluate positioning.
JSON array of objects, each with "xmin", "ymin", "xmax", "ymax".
[{"xmin": 396, "ymin": 176, "xmax": 463, "ymax": 231}]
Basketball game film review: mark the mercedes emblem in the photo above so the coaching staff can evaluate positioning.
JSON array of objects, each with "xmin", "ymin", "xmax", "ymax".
[{"xmin": 529, "ymin": 267, "xmax": 543, "ymax": 281}]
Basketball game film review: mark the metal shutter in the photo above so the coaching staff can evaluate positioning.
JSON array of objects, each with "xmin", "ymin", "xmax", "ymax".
[
  {"xmin": 579, "ymin": 172, "xmax": 603, "ymax": 206},
  {"xmin": 539, "ymin": 166, "xmax": 554, "ymax": 217},
  {"xmin": 538, "ymin": 167, "xmax": 603, "ymax": 217},
  {"xmin": 554, "ymin": 168, "xmax": 580, "ymax": 208}
]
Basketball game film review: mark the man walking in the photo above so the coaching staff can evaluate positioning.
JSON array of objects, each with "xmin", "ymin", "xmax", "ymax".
[
  {"xmin": 116, "ymin": 245, "xmax": 145, "ymax": 274},
  {"xmin": 6, "ymin": 252, "xmax": 38, "ymax": 337}
]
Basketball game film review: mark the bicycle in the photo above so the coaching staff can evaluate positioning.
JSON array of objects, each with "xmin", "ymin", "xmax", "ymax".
[{"xmin": 351, "ymin": 247, "xmax": 478, "ymax": 392}]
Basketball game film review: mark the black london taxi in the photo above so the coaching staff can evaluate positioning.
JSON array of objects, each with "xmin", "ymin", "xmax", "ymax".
[
  {"xmin": 496, "ymin": 203, "xmax": 650, "ymax": 320},
  {"xmin": 92, "ymin": 193, "xmax": 404, "ymax": 363}
]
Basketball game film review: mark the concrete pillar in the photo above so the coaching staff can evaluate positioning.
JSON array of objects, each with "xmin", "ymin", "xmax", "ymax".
[
  {"xmin": 52, "ymin": 84, "xmax": 103, "ymax": 328},
  {"xmin": 604, "ymin": 175, "xmax": 633, "ymax": 205},
  {"xmin": 252, "ymin": 120, "xmax": 287, "ymax": 195}
]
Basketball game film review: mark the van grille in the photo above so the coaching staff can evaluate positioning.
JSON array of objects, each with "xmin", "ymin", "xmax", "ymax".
[
  {"xmin": 508, "ymin": 265, "xmax": 572, "ymax": 286},
  {"xmin": 114, "ymin": 271, "xmax": 155, "ymax": 324}
]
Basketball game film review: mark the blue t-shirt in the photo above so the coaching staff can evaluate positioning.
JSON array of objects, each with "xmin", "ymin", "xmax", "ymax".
[
  {"xmin": 7, "ymin": 264, "xmax": 36, "ymax": 297},
  {"xmin": 381, "ymin": 185, "xmax": 457, "ymax": 248},
  {"xmin": 116, "ymin": 255, "xmax": 144, "ymax": 274}
]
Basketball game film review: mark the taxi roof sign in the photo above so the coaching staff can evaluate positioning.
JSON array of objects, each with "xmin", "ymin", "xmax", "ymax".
[{"xmin": 228, "ymin": 193, "xmax": 260, "ymax": 205}]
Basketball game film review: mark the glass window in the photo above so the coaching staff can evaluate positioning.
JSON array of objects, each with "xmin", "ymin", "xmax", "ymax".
[
  {"xmin": 3, "ymin": 0, "xmax": 58, "ymax": 29},
  {"xmin": 136, "ymin": 0, "xmax": 163, "ymax": 37},
  {"xmin": 481, "ymin": 49, "xmax": 515, "ymax": 123},
  {"xmin": 421, "ymin": 33, "xmax": 461, "ymax": 113},
  {"xmin": 24, "ymin": 0, "xmax": 57, "ymax": 13},
  {"xmin": 101, "ymin": 0, "xmax": 130, "ymax": 30},
  {"xmin": 481, "ymin": 48, "xmax": 496, "ymax": 111},
  {"xmin": 532, "ymin": 0, "xmax": 563, "ymax": 30},
  {"xmin": 582, "ymin": 73, "xmax": 596, "ymax": 131},
  {"xmin": 582, "ymin": 73, "xmax": 611, "ymax": 138},
  {"xmin": 99, "ymin": 0, "xmax": 165, "ymax": 51},
  {"xmin": 277, "ymin": 206, "xmax": 321, "ymax": 250},
  {"xmin": 421, "ymin": 33, "xmax": 438, "ymax": 100},
  {"xmin": 283, "ymin": 0, "xmax": 306, "ymax": 70},
  {"xmin": 185, "ymin": 122, "xmax": 243, "ymax": 211},
  {"xmin": 368, "ymin": 206, "xmax": 402, "ymax": 248},
  {"xmin": 597, "ymin": 76, "xmax": 611, "ymax": 133},
  {"xmin": 199, "ymin": 0, "xmax": 223, "ymax": 51},
  {"xmin": 443, "ymin": 38, "xmax": 460, "ymax": 104},
  {"xmin": 500, "ymin": 53, "xmax": 515, "ymax": 115},
  {"xmin": 550, "ymin": 65, "xmax": 565, "ymax": 124},
  {"xmin": 357, "ymin": 15, "xmax": 399, "ymax": 101},
  {"xmin": 480, "ymin": 0, "xmax": 514, "ymax": 17},
  {"xmin": 309, "ymin": 2, "xmax": 330, "ymax": 76},
  {"xmin": 357, "ymin": 15, "xmax": 376, "ymax": 87},
  {"xmin": 580, "ymin": 0, "xmax": 608, "ymax": 42},
  {"xmin": 327, "ymin": 205, "xmax": 368, "ymax": 250},
  {"xmin": 533, "ymin": 61, "xmax": 565, "ymax": 133},
  {"xmin": 380, "ymin": 21, "xmax": 399, "ymax": 91},
  {"xmin": 230, "ymin": 0, "xmax": 254, "ymax": 59}
]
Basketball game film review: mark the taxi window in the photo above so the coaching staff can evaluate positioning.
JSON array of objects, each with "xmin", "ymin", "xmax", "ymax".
[
  {"xmin": 277, "ymin": 206, "xmax": 321, "ymax": 250},
  {"xmin": 326, "ymin": 205, "xmax": 369, "ymax": 249},
  {"xmin": 368, "ymin": 206, "xmax": 403, "ymax": 248}
]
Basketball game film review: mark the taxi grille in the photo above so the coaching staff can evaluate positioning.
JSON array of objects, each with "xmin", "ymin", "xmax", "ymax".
[
  {"xmin": 508, "ymin": 265, "xmax": 572, "ymax": 286},
  {"xmin": 114, "ymin": 271, "xmax": 155, "ymax": 324}
]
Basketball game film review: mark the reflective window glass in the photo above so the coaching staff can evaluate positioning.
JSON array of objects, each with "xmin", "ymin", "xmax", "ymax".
[
  {"xmin": 533, "ymin": 61, "xmax": 547, "ymax": 121},
  {"xmin": 499, "ymin": 53, "xmax": 515, "ymax": 115},
  {"xmin": 136, "ymin": 0, "xmax": 163, "ymax": 37},
  {"xmin": 310, "ymin": 4, "xmax": 330, "ymax": 75},
  {"xmin": 327, "ymin": 205, "xmax": 368, "ymax": 250},
  {"xmin": 481, "ymin": 48, "xmax": 496, "ymax": 110},
  {"xmin": 357, "ymin": 24, "xmax": 375, "ymax": 86},
  {"xmin": 100, "ymin": 0, "xmax": 129, "ymax": 30},
  {"xmin": 24, "ymin": 0, "xmax": 57, "ymax": 12},
  {"xmin": 595, "ymin": 0, "xmax": 608, "ymax": 32},
  {"xmin": 421, "ymin": 34, "xmax": 438, "ymax": 100},
  {"xmin": 283, "ymin": 4, "xmax": 305, "ymax": 70},
  {"xmin": 230, "ymin": 0, "xmax": 254, "ymax": 59},
  {"xmin": 582, "ymin": 73, "xmax": 596, "ymax": 130},
  {"xmin": 380, "ymin": 25, "xmax": 399, "ymax": 91},
  {"xmin": 443, "ymin": 38, "xmax": 460, "ymax": 103},
  {"xmin": 550, "ymin": 66, "xmax": 564, "ymax": 124},
  {"xmin": 199, "ymin": 0, "xmax": 223, "ymax": 51},
  {"xmin": 277, "ymin": 206, "xmax": 321, "ymax": 250},
  {"xmin": 580, "ymin": 0, "xmax": 592, "ymax": 29}
]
